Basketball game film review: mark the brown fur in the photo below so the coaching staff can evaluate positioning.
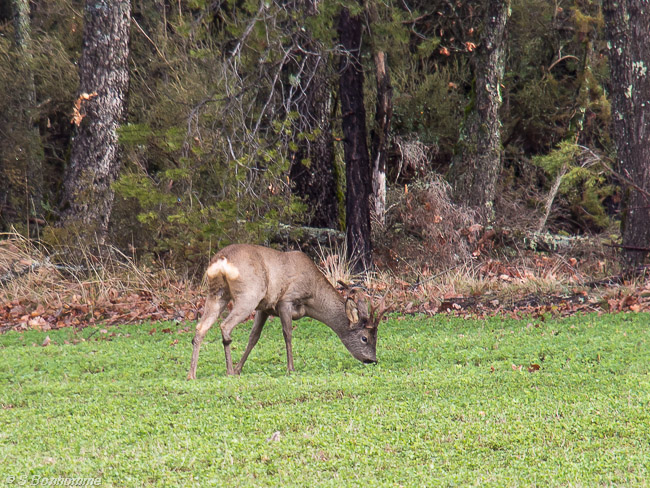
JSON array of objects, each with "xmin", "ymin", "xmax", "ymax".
[{"xmin": 187, "ymin": 244, "xmax": 381, "ymax": 378}]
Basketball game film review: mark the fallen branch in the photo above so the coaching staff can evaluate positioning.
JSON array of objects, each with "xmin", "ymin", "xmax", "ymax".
[
  {"xmin": 0, "ymin": 259, "xmax": 89, "ymax": 286},
  {"xmin": 578, "ymin": 145, "xmax": 650, "ymax": 201},
  {"xmin": 604, "ymin": 243, "xmax": 650, "ymax": 252},
  {"xmin": 537, "ymin": 163, "xmax": 567, "ymax": 233},
  {"xmin": 272, "ymin": 224, "xmax": 345, "ymax": 248}
]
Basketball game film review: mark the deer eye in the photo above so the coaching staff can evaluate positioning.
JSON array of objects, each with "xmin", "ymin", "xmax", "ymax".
[{"xmin": 361, "ymin": 336, "xmax": 368, "ymax": 343}]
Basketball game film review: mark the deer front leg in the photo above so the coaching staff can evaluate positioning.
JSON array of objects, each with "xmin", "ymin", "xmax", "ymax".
[
  {"xmin": 233, "ymin": 311, "xmax": 269, "ymax": 375},
  {"xmin": 188, "ymin": 295, "xmax": 227, "ymax": 380},
  {"xmin": 278, "ymin": 303, "xmax": 295, "ymax": 373}
]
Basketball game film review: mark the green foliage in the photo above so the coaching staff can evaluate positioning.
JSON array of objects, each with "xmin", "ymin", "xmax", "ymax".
[
  {"xmin": 0, "ymin": 0, "xmax": 626, "ymax": 245},
  {"xmin": 533, "ymin": 140, "xmax": 580, "ymax": 176},
  {"xmin": 109, "ymin": 1, "xmax": 320, "ymax": 266},
  {"xmin": 1, "ymin": 313, "xmax": 649, "ymax": 485},
  {"xmin": 114, "ymin": 129, "xmax": 304, "ymax": 268},
  {"xmin": 533, "ymin": 141, "xmax": 613, "ymax": 230},
  {"xmin": 506, "ymin": 0, "xmax": 610, "ymax": 154},
  {"xmin": 0, "ymin": 13, "xmax": 78, "ymax": 230},
  {"xmin": 392, "ymin": 64, "xmax": 470, "ymax": 163}
]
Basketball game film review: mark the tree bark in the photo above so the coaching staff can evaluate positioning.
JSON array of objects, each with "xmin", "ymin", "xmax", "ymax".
[
  {"xmin": 288, "ymin": 1, "xmax": 338, "ymax": 229},
  {"xmin": 603, "ymin": 0, "xmax": 650, "ymax": 268},
  {"xmin": 338, "ymin": 4, "xmax": 372, "ymax": 273},
  {"xmin": 12, "ymin": 0, "xmax": 43, "ymax": 231},
  {"xmin": 448, "ymin": 0, "xmax": 510, "ymax": 213},
  {"xmin": 370, "ymin": 49, "xmax": 392, "ymax": 227},
  {"xmin": 366, "ymin": 2, "xmax": 393, "ymax": 227},
  {"xmin": 61, "ymin": 0, "xmax": 131, "ymax": 240}
]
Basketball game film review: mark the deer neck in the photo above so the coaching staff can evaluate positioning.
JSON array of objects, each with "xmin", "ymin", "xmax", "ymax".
[{"xmin": 306, "ymin": 285, "xmax": 349, "ymax": 335}]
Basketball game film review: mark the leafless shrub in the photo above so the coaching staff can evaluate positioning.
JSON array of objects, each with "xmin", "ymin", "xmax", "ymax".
[
  {"xmin": 383, "ymin": 174, "xmax": 483, "ymax": 271},
  {"xmin": 393, "ymin": 136, "xmax": 438, "ymax": 181}
]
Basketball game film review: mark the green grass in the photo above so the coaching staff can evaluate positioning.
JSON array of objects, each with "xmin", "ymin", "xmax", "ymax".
[{"xmin": 1, "ymin": 313, "xmax": 649, "ymax": 487}]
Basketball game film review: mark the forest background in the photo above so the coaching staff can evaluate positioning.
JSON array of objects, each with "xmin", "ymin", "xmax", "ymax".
[{"xmin": 1, "ymin": 0, "xmax": 649, "ymax": 325}]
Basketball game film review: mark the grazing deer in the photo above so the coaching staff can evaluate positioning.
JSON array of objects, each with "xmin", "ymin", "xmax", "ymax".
[{"xmin": 187, "ymin": 244, "xmax": 385, "ymax": 378}]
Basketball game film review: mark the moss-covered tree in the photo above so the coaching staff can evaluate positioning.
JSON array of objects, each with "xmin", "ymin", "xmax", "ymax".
[
  {"xmin": 447, "ymin": 0, "xmax": 510, "ymax": 213},
  {"xmin": 603, "ymin": 0, "xmax": 650, "ymax": 267}
]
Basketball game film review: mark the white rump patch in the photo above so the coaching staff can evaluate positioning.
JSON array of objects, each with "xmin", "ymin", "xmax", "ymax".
[{"xmin": 207, "ymin": 257, "xmax": 240, "ymax": 281}]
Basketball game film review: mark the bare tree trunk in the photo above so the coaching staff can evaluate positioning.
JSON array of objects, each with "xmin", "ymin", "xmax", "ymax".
[
  {"xmin": 448, "ymin": 0, "xmax": 510, "ymax": 213},
  {"xmin": 370, "ymin": 51, "xmax": 392, "ymax": 227},
  {"xmin": 338, "ymin": 4, "xmax": 372, "ymax": 273},
  {"xmin": 12, "ymin": 0, "xmax": 43, "ymax": 232},
  {"xmin": 603, "ymin": 0, "xmax": 650, "ymax": 268},
  {"xmin": 61, "ymin": 0, "xmax": 131, "ymax": 240},
  {"xmin": 367, "ymin": 3, "xmax": 393, "ymax": 227}
]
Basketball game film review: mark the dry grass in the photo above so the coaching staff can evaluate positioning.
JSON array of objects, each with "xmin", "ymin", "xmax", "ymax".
[
  {"xmin": 314, "ymin": 241, "xmax": 360, "ymax": 288},
  {"xmin": 314, "ymin": 241, "xmax": 394, "ymax": 301},
  {"xmin": 364, "ymin": 241, "xmax": 635, "ymax": 316},
  {"xmin": 1, "ymin": 228, "xmax": 643, "ymax": 331},
  {"xmin": 0, "ymin": 232, "xmax": 194, "ymax": 315}
]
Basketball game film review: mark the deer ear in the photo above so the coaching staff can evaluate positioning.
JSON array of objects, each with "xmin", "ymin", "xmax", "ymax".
[
  {"xmin": 345, "ymin": 298, "xmax": 359, "ymax": 326},
  {"xmin": 356, "ymin": 298, "xmax": 369, "ymax": 320}
]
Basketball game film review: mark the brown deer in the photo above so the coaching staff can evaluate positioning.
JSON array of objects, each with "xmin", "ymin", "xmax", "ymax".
[{"xmin": 187, "ymin": 244, "xmax": 385, "ymax": 378}]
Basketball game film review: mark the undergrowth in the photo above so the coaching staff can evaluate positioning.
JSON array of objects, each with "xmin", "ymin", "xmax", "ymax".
[{"xmin": 1, "ymin": 230, "xmax": 646, "ymax": 332}]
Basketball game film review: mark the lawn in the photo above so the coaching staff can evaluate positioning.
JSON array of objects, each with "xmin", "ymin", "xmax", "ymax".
[{"xmin": 1, "ymin": 313, "xmax": 649, "ymax": 487}]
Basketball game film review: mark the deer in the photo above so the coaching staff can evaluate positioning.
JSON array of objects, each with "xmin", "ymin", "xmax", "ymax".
[{"xmin": 187, "ymin": 244, "xmax": 386, "ymax": 378}]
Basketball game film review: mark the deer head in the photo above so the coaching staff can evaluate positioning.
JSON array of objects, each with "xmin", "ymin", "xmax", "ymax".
[{"xmin": 339, "ymin": 291, "xmax": 390, "ymax": 364}]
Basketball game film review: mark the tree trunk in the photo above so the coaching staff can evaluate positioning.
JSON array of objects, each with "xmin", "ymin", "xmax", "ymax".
[
  {"xmin": 448, "ymin": 0, "xmax": 510, "ymax": 213},
  {"xmin": 367, "ymin": 2, "xmax": 393, "ymax": 227},
  {"xmin": 12, "ymin": 0, "xmax": 44, "ymax": 232},
  {"xmin": 61, "ymin": 0, "xmax": 131, "ymax": 240},
  {"xmin": 370, "ymin": 50, "xmax": 392, "ymax": 227},
  {"xmin": 338, "ymin": 4, "xmax": 372, "ymax": 273},
  {"xmin": 603, "ymin": 0, "xmax": 650, "ymax": 268},
  {"xmin": 288, "ymin": 1, "xmax": 338, "ymax": 229}
]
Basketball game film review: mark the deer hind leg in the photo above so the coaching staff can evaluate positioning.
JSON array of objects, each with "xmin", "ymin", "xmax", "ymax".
[
  {"xmin": 219, "ymin": 300, "xmax": 261, "ymax": 376},
  {"xmin": 187, "ymin": 294, "xmax": 227, "ymax": 380},
  {"xmin": 233, "ymin": 310, "xmax": 269, "ymax": 375}
]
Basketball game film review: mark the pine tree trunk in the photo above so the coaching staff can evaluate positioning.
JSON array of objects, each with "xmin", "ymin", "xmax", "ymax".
[
  {"xmin": 338, "ymin": 5, "xmax": 372, "ymax": 273},
  {"xmin": 61, "ymin": 0, "xmax": 131, "ymax": 240},
  {"xmin": 603, "ymin": 0, "xmax": 650, "ymax": 268},
  {"xmin": 12, "ymin": 0, "xmax": 43, "ymax": 231},
  {"xmin": 448, "ymin": 0, "xmax": 510, "ymax": 213}
]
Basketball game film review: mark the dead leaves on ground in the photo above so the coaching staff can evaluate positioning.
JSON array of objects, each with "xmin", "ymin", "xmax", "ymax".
[
  {"xmin": 1, "ymin": 290, "xmax": 203, "ymax": 333},
  {"xmin": 384, "ymin": 263, "xmax": 650, "ymax": 319},
  {"xmin": 1, "ymin": 248, "xmax": 649, "ymax": 333},
  {"xmin": 3, "ymin": 278, "xmax": 648, "ymax": 334}
]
